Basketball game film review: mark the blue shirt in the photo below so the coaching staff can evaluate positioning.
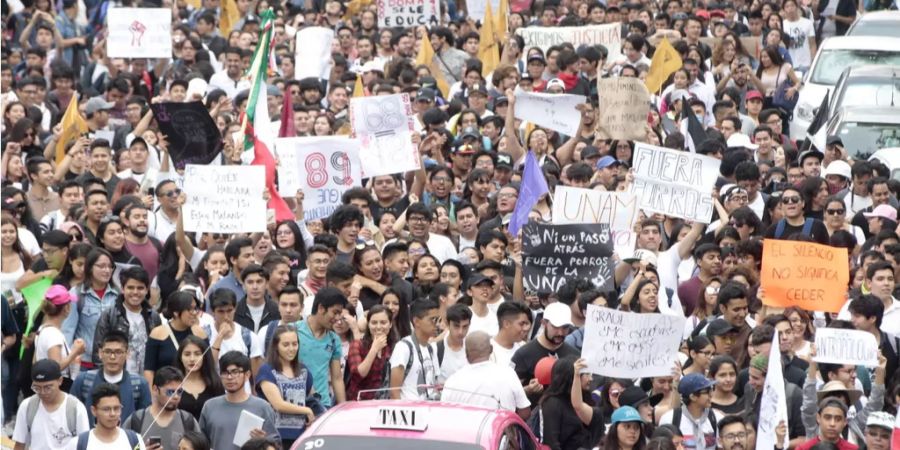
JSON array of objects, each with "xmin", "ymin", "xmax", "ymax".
[
  {"xmin": 62, "ymin": 284, "xmax": 120, "ymax": 364},
  {"xmin": 296, "ymin": 321, "xmax": 341, "ymax": 408},
  {"xmin": 255, "ymin": 362, "xmax": 314, "ymax": 440},
  {"xmin": 206, "ymin": 272, "xmax": 245, "ymax": 312}
]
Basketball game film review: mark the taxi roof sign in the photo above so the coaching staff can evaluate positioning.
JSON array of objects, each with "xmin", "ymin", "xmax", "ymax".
[{"xmin": 371, "ymin": 406, "xmax": 428, "ymax": 432}]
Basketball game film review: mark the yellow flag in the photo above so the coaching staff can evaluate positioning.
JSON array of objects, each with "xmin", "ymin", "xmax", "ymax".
[
  {"xmin": 478, "ymin": 2, "xmax": 500, "ymax": 76},
  {"xmin": 416, "ymin": 33, "xmax": 451, "ymax": 99},
  {"xmin": 353, "ymin": 74, "xmax": 365, "ymax": 98},
  {"xmin": 495, "ymin": 0, "xmax": 508, "ymax": 42},
  {"xmin": 220, "ymin": 0, "xmax": 240, "ymax": 35},
  {"xmin": 55, "ymin": 94, "xmax": 87, "ymax": 164},
  {"xmin": 644, "ymin": 38, "xmax": 683, "ymax": 95}
]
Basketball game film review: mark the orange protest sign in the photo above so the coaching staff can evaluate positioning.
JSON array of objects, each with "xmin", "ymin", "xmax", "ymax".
[{"xmin": 760, "ymin": 240, "xmax": 849, "ymax": 313}]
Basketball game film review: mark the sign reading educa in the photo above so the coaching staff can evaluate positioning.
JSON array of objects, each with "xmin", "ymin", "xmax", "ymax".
[{"xmin": 376, "ymin": 0, "xmax": 439, "ymax": 27}]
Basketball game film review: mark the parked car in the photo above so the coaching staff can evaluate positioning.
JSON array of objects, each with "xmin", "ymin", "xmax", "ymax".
[
  {"xmin": 290, "ymin": 400, "xmax": 548, "ymax": 450},
  {"xmin": 847, "ymin": 11, "xmax": 900, "ymax": 38},
  {"xmin": 813, "ymin": 106, "xmax": 900, "ymax": 160},
  {"xmin": 827, "ymin": 65, "xmax": 900, "ymax": 119},
  {"xmin": 790, "ymin": 36, "xmax": 900, "ymax": 140},
  {"xmin": 869, "ymin": 148, "xmax": 900, "ymax": 180}
]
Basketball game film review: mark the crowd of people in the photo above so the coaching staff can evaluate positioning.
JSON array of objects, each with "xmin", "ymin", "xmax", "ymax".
[{"xmin": 1, "ymin": 0, "xmax": 899, "ymax": 447}]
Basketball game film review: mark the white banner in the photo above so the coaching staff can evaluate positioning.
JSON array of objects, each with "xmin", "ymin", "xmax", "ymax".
[
  {"xmin": 516, "ymin": 23, "xmax": 622, "ymax": 63},
  {"xmin": 467, "ymin": 0, "xmax": 501, "ymax": 23},
  {"xmin": 183, "ymin": 165, "xmax": 266, "ymax": 233},
  {"xmin": 376, "ymin": 0, "xmax": 439, "ymax": 27},
  {"xmin": 814, "ymin": 328, "xmax": 879, "ymax": 367},
  {"xmin": 294, "ymin": 27, "xmax": 334, "ymax": 81},
  {"xmin": 631, "ymin": 142, "xmax": 721, "ymax": 223},
  {"xmin": 275, "ymin": 136, "xmax": 362, "ymax": 221},
  {"xmin": 349, "ymin": 93, "xmax": 420, "ymax": 177},
  {"xmin": 514, "ymin": 92, "xmax": 585, "ymax": 137},
  {"xmin": 581, "ymin": 306, "xmax": 685, "ymax": 378},
  {"xmin": 552, "ymin": 186, "xmax": 638, "ymax": 259},
  {"xmin": 106, "ymin": 8, "xmax": 172, "ymax": 58},
  {"xmin": 757, "ymin": 330, "xmax": 789, "ymax": 450}
]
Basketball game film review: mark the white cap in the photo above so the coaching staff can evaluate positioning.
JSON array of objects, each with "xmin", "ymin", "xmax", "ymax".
[
  {"xmin": 186, "ymin": 78, "xmax": 208, "ymax": 101},
  {"xmin": 727, "ymin": 133, "xmax": 759, "ymax": 150},
  {"xmin": 543, "ymin": 302, "xmax": 573, "ymax": 328},
  {"xmin": 361, "ymin": 60, "xmax": 385, "ymax": 73},
  {"xmin": 623, "ymin": 248, "xmax": 659, "ymax": 267},
  {"xmin": 824, "ymin": 160, "xmax": 851, "ymax": 179},
  {"xmin": 866, "ymin": 411, "xmax": 894, "ymax": 431}
]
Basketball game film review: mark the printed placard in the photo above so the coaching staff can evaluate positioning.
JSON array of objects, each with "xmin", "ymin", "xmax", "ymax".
[
  {"xmin": 275, "ymin": 136, "xmax": 362, "ymax": 221},
  {"xmin": 107, "ymin": 8, "xmax": 172, "ymax": 58}
]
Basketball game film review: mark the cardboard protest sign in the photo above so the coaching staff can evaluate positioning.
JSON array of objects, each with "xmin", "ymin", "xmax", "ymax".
[
  {"xmin": 151, "ymin": 102, "xmax": 222, "ymax": 169},
  {"xmin": 630, "ymin": 142, "xmax": 721, "ymax": 223},
  {"xmin": 581, "ymin": 306, "xmax": 685, "ymax": 378},
  {"xmin": 757, "ymin": 330, "xmax": 789, "ymax": 450},
  {"xmin": 106, "ymin": 8, "xmax": 172, "ymax": 58},
  {"xmin": 522, "ymin": 222, "xmax": 613, "ymax": 293},
  {"xmin": 516, "ymin": 24, "xmax": 622, "ymax": 63},
  {"xmin": 552, "ymin": 186, "xmax": 638, "ymax": 259},
  {"xmin": 376, "ymin": 0, "xmax": 439, "ymax": 27},
  {"xmin": 596, "ymin": 77, "xmax": 651, "ymax": 141},
  {"xmin": 183, "ymin": 165, "xmax": 266, "ymax": 233},
  {"xmin": 814, "ymin": 328, "xmax": 879, "ymax": 367},
  {"xmin": 760, "ymin": 240, "xmax": 850, "ymax": 313},
  {"xmin": 514, "ymin": 91, "xmax": 586, "ymax": 137},
  {"xmin": 349, "ymin": 93, "xmax": 420, "ymax": 177},
  {"xmin": 275, "ymin": 136, "xmax": 362, "ymax": 221},
  {"xmin": 294, "ymin": 27, "xmax": 334, "ymax": 81}
]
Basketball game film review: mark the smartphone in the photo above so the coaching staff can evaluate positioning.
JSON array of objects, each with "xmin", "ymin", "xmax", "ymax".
[
  {"xmin": 148, "ymin": 436, "xmax": 162, "ymax": 446},
  {"xmin": 147, "ymin": 187, "xmax": 155, "ymax": 197}
]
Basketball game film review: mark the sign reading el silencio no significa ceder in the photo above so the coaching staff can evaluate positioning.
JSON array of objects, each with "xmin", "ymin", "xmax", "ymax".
[{"xmin": 760, "ymin": 240, "xmax": 850, "ymax": 313}]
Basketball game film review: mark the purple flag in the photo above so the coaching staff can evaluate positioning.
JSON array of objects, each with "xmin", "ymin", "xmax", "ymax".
[{"xmin": 508, "ymin": 151, "xmax": 549, "ymax": 236}]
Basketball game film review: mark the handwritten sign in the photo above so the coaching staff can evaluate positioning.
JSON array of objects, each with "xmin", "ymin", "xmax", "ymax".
[
  {"xmin": 630, "ymin": 142, "xmax": 721, "ymax": 223},
  {"xmin": 294, "ymin": 27, "xmax": 334, "ymax": 81},
  {"xmin": 514, "ymin": 92, "xmax": 586, "ymax": 137},
  {"xmin": 760, "ymin": 240, "xmax": 850, "ymax": 313},
  {"xmin": 814, "ymin": 328, "xmax": 879, "ymax": 367},
  {"xmin": 581, "ymin": 306, "xmax": 685, "ymax": 378},
  {"xmin": 275, "ymin": 136, "xmax": 362, "ymax": 221},
  {"xmin": 757, "ymin": 330, "xmax": 789, "ymax": 450},
  {"xmin": 516, "ymin": 24, "xmax": 622, "ymax": 63},
  {"xmin": 376, "ymin": 0, "xmax": 439, "ymax": 27},
  {"xmin": 151, "ymin": 102, "xmax": 222, "ymax": 169},
  {"xmin": 552, "ymin": 186, "xmax": 638, "ymax": 259},
  {"xmin": 183, "ymin": 165, "xmax": 266, "ymax": 233},
  {"xmin": 522, "ymin": 222, "xmax": 613, "ymax": 293},
  {"xmin": 106, "ymin": 8, "xmax": 172, "ymax": 58},
  {"xmin": 596, "ymin": 77, "xmax": 651, "ymax": 141},
  {"xmin": 349, "ymin": 94, "xmax": 420, "ymax": 177}
]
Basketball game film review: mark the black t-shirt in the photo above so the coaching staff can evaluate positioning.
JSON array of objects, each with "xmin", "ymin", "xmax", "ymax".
[
  {"xmin": 512, "ymin": 340, "xmax": 580, "ymax": 406},
  {"xmin": 763, "ymin": 218, "xmax": 829, "ymax": 245},
  {"xmin": 541, "ymin": 397, "xmax": 604, "ymax": 450},
  {"xmin": 370, "ymin": 195, "xmax": 411, "ymax": 224}
]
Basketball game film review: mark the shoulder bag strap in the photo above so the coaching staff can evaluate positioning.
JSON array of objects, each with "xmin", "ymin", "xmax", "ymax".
[{"xmin": 163, "ymin": 321, "xmax": 180, "ymax": 351}]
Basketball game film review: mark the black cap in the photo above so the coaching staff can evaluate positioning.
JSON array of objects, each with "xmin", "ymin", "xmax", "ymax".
[
  {"xmin": 494, "ymin": 95, "xmax": 509, "ymax": 106},
  {"xmin": 581, "ymin": 145, "xmax": 601, "ymax": 160},
  {"xmin": 619, "ymin": 386, "xmax": 651, "ymax": 408},
  {"xmin": 706, "ymin": 318, "xmax": 735, "ymax": 337},
  {"xmin": 423, "ymin": 108, "xmax": 448, "ymax": 126},
  {"xmin": 496, "ymin": 152, "xmax": 514, "ymax": 170},
  {"xmin": 32, "ymin": 359, "xmax": 62, "ymax": 382},
  {"xmin": 416, "ymin": 88, "xmax": 437, "ymax": 102},
  {"xmin": 468, "ymin": 84, "xmax": 488, "ymax": 97},
  {"xmin": 827, "ymin": 135, "xmax": 844, "ymax": 146},
  {"xmin": 467, "ymin": 273, "xmax": 495, "ymax": 289},
  {"xmin": 527, "ymin": 54, "xmax": 547, "ymax": 65},
  {"xmin": 129, "ymin": 136, "xmax": 148, "ymax": 149}
]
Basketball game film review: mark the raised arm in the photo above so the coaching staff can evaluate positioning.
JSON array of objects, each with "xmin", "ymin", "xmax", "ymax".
[{"xmin": 503, "ymin": 89, "xmax": 525, "ymax": 163}]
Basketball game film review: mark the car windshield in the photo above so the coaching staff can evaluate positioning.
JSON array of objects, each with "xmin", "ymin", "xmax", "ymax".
[
  {"xmin": 293, "ymin": 436, "xmax": 484, "ymax": 450},
  {"xmin": 848, "ymin": 21, "xmax": 900, "ymax": 38},
  {"xmin": 836, "ymin": 79, "xmax": 900, "ymax": 110},
  {"xmin": 810, "ymin": 50, "xmax": 900, "ymax": 85},
  {"xmin": 835, "ymin": 121, "xmax": 900, "ymax": 159}
]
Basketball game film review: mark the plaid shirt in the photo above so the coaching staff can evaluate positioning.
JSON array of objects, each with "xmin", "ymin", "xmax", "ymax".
[{"xmin": 346, "ymin": 339, "xmax": 392, "ymax": 401}]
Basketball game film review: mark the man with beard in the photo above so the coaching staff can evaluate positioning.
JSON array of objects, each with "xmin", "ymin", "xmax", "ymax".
[
  {"xmin": 717, "ymin": 414, "xmax": 781, "ymax": 450},
  {"xmin": 511, "ymin": 302, "xmax": 578, "ymax": 406},
  {"xmin": 209, "ymin": 47, "xmax": 251, "ymax": 97},
  {"xmin": 123, "ymin": 203, "xmax": 162, "ymax": 282},
  {"xmin": 122, "ymin": 366, "xmax": 200, "ymax": 450}
]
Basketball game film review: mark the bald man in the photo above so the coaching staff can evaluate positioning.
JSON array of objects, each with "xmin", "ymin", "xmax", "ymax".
[{"xmin": 440, "ymin": 331, "xmax": 531, "ymax": 418}]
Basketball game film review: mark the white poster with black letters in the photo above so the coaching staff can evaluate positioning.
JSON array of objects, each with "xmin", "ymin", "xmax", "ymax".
[{"xmin": 630, "ymin": 142, "xmax": 721, "ymax": 223}]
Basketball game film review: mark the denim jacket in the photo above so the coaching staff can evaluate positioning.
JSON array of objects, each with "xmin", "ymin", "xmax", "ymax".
[{"xmin": 61, "ymin": 283, "xmax": 120, "ymax": 364}]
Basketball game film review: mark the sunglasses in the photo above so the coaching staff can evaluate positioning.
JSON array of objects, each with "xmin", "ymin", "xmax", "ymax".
[
  {"xmin": 826, "ymin": 208, "xmax": 845, "ymax": 215},
  {"xmin": 781, "ymin": 196, "xmax": 801, "ymax": 205}
]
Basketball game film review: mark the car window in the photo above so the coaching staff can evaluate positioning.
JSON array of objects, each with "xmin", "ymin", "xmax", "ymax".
[
  {"xmin": 848, "ymin": 21, "xmax": 900, "ymax": 38},
  {"xmin": 498, "ymin": 425, "xmax": 536, "ymax": 450},
  {"xmin": 834, "ymin": 80, "xmax": 900, "ymax": 111},
  {"xmin": 831, "ymin": 121, "xmax": 900, "ymax": 159},
  {"xmin": 810, "ymin": 50, "xmax": 900, "ymax": 85}
]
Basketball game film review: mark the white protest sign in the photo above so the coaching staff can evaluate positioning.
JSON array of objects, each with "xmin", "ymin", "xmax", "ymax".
[
  {"xmin": 106, "ymin": 8, "xmax": 172, "ymax": 58},
  {"xmin": 552, "ymin": 186, "xmax": 638, "ymax": 259},
  {"xmin": 814, "ymin": 328, "xmax": 879, "ymax": 367},
  {"xmin": 376, "ymin": 0, "xmax": 439, "ymax": 28},
  {"xmin": 631, "ymin": 142, "xmax": 721, "ymax": 223},
  {"xmin": 516, "ymin": 24, "xmax": 622, "ymax": 63},
  {"xmin": 514, "ymin": 92, "xmax": 585, "ymax": 137},
  {"xmin": 596, "ymin": 77, "xmax": 651, "ymax": 141},
  {"xmin": 183, "ymin": 165, "xmax": 266, "ymax": 233},
  {"xmin": 467, "ymin": 0, "xmax": 501, "ymax": 23},
  {"xmin": 294, "ymin": 27, "xmax": 334, "ymax": 81},
  {"xmin": 757, "ymin": 330, "xmax": 789, "ymax": 450},
  {"xmin": 581, "ymin": 306, "xmax": 685, "ymax": 378},
  {"xmin": 275, "ymin": 136, "xmax": 362, "ymax": 221},
  {"xmin": 349, "ymin": 93, "xmax": 420, "ymax": 177}
]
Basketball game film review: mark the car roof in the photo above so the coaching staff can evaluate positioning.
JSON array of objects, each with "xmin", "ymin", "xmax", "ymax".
[
  {"xmin": 854, "ymin": 10, "xmax": 900, "ymax": 22},
  {"xmin": 843, "ymin": 65, "xmax": 900, "ymax": 78},
  {"xmin": 818, "ymin": 36, "xmax": 900, "ymax": 51},
  {"xmin": 300, "ymin": 400, "xmax": 513, "ymax": 445},
  {"xmin": 869, "ymin": 148, "xmax": 900, "ymax": 167}
]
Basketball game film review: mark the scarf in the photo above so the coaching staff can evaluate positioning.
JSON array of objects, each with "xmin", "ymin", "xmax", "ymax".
[{"xmin": 557, "ymin": 71, "xmax": 579, "ymax": 91}]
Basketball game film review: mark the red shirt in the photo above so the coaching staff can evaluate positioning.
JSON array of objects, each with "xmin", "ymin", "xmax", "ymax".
[
  {"xmin": 346, "ymin": 339, "xmax": 393, "ymax": 401},
  {"xmin": 796, "ymin": 437, "xmax": 858, "ymax": 450}
]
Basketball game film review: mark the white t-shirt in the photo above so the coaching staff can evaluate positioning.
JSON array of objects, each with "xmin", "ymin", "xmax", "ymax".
[
  {"xmin": 439, "ymin": 335, "xmax": 467, "ymax": 381},
  {"xmin": 489, "ymin": 338, "xmax": 522, "ymax": 369},
  {"xmin": 426, "ymin": 233, "xmax": 459, "ymax": 264},
  {"xmin": 389, "ymin": 336, "xmax": 439, "ymax": 400},
  {"xmin": 441, "ymin": 361, "xmax": 530, "ymax": 412},
  {"xmin": 13, "ymin": 395, "xmax": 90, "ymax": 449},
  {"xmin": 207, "ymin": 323, "xmax": 264, "ymax": 359},
  {"xmin": 468, "ymin": 305, "xmax": 500, "ymax": 338},
  {"xmin": 783, "ymin": 17, "xmax": 816, "ymax": 68},
  {"xmin": 247, "ymin": 302, "xmax": 265, "ymax": 332},
  {"xmin": 35, "ymin": 325, "xmax": 74, "ymax": 378},
  {"xmin": 64, "ymin": 428, "xmax": 147, "ymax": 450},
  {"xmin": 124, "ymin": 309, "xmax": 146, "ymax": 374}
]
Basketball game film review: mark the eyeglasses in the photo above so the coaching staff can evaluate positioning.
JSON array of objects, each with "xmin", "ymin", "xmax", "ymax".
[
  {"xmin": 722, "ymin": 432, "xmax": 747, "ymax": 441},
  {"xmin": 97, "ymin": 406, "xmax": 122, "ymax": 414},
  {"xmin": 100, "ymin": 215, "xmax": 121, "ymax": 224},
  {"xmin": 408, "ymin": 216, "xmax": 428, "ymax": 223},
  {"xmin": 432, "ymin": 176, "xmax": 451, "ymax": 184},
  {"xmin": 781, "ymin": 196, "xmax": 801, "ymax": 205},
  {"xmin": 497, "ymin": 192, "xmax": 517, "ymax": 199},
  {"xmin": 221, "ymin": 368, "xmax": 245, "ymax": 378},
  {"xmin": 826, "ymin": 208, "xmax": 845, "ymax": 215},
  {"xmin": 31, "ymin": 384, "xmax": 56, "ymax": 394},
  {"xmin": 705, "ymin": 286, "xmax": 720, "ymax": 295},
  {"xmin": 766, "ymin": 118, "xmax": 782, "ymax": 126},
  {"xmin": 164, "ymin": 388, "xmax": 185, "ymax": 396},
  {"xmin": 101, "ymin": 349, "xmax": 126, "ymax": 357},
  {"xmin": 160, "ymin": 189, "xmax": 183, "ymax": 198}
]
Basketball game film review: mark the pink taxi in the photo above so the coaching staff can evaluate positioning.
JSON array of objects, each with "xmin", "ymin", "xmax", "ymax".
[{"xmin": 289, "ymin": 400, "xmax": 548, "ymax": 450}]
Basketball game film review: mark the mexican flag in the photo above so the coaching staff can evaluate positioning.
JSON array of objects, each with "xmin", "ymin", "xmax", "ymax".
[{"xmin": 240, "ymin": 8, "xmax": 293, "ymax": 222}]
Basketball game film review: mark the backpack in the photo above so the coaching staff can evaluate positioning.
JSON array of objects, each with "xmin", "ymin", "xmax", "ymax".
[
  {"xmin": 400, "ymin": 338, "xmax": 445, "ymax": 381},
  {"xmin": 26, "ymin": 395, "xmax": 79, "ymax": 437},
  {"xmin": 126, "ymin": 407, "xmax": 195, "ymax": 435},
  {"xmin": 774, "ymin": 218, "xmax": 813, "ymax": 239},
  {"xmin": 78, "ymin": 371, "xmax": 143, "ymax": 410},
  {"xmin": 76, "ymin": 429, "xmax": 140, "ymax": 450},
  {"xmin": 672, "ymin": 406, "xmax": 718, "ymax": 436}
]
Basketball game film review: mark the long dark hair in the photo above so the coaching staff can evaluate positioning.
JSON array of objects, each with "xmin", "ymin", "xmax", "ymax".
[
  {"xmin": 195, "ymin": 244, "xmax": 225, "ymax": 293},
  {"xmin": 683, "ymin": 335, "xmax": 713, "ymax": 371},
  {"xmin": 363, "ymin": 305, "xmax": 397, "ymax": 350},
  {"xmin": 82, "ymin": 247, "xmax": 114, "ymax": 289},
  {"xmin": 756, "ymin": 45, "xmax": 785, "ymax": 76},
  {"xmin": 274, "ymin": 220, "xmax": 308, "ymax": 269},
  {"xmin": 1, "ymin": 213, "xmax": 31, "ymax": 268},
  {"xmin": 605, "ymin": 418, "xmax": 648, "ymax": 450},
  {"xmin": 267, "ymin": 325, "xmax": 301, "ymax": 374},
  {"xmin": 353, "ymin": 245, "xmax": 390, "ymax": 285},
  {"xmin": 174, "ymin": 335, "xmax": 223, "ymax": 396},
  {"xmin": 55, "ymin": 242, "xmax": 92, "ymax": 287},
  {"xmin": 382, "ymin": 288, "xmax": 412, "ymax": 338},
  {"xmin": 540, "ymin": 356, "xmax": 577, "ymax": 406}
]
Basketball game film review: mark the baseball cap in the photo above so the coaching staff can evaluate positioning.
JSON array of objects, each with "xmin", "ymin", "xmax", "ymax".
[
  {"xmin": 696, "ymin": 9, "xmax": 710, "ymax": 19},
  {"xmin": 84, "ymin": 96, "xmax": 115, "ymax": 115},
  {"xmin": 546, "ymin": 78, "xmax": 566, "ymax": 92},
  {"xmin": 188, "ymin": 78, "xmax": 209, "ymax": 100},
  {"xmin": 46, "ymin": 285, "xmax": 75, "ymax": 306},
  {"xmin": 622, "ymin": 248, "xmax": 658, "ymax": 267},
  {"xmin": 619, "ymin": 386, "xmax": 651, "ymax": 409},
  {"xmin": 169, "ymin": 79, "xmax": 189, "ymax": 91},
  {"xmin": 726, "ymin": 133, "xmax": 758, "ymax": 150},
  {"xmin": 494, "ymin": 95, "xmax": 509, "ymax": 107},
  {"xmin": 824, "ymin": 160, "xmax": 851, "ymax": 179},
  {"xmin": 467, "ymin": 273, "xmax": 495, "ymax": 289},
  {"xmin": 581, "ymin": 145, "xmax": 601, "ymax": 160},
  {"xmin": 543, "ymin": 302, "xmax": 573, "ymax": 328},
  {"xmin": 32, "ymin": 359, "xmax": 63, "ymax": 382},
  {"xmin": 496, "ymin": 152, "xmax": 514, "ymax": 170},
  {"xmin": 705, "ymin": 318, "xmax": 735, "ymax": 337},
  {"xmin": 416, "ymin": 88, "xmax": 437, "ymax": 102},
  {"xmin": 745, "ymin": 90, "xmax": 764, "ymax": 102},
  {"xmin": 596, "ymin": 155, "xmax": 620, "ymax": 170},
  {"xmin": 468, "ymin": 84, "xmax": 488, "ymax": 97},
  {"xmin": 265, "ymin": 83, "xmax": 282, "ymax": 98},
  {"xmin": 867, "ymin": 412, "xmax": 894, "ymax": 431},
  {"xmin": 827, "ymin": 135, "xmax": 844, "ymax": 146},
  {"xmin": 527, "ymin": 54, "xmax": 547, "ymax": 64},
  {"xmin": 798, "ymin": 149, "xmax": 824, "ymax": 164},
  {"xmin": 863, "ymin": 204, "xmax": 898, "ymax": 222},
  {"xmin": 611, "ymin": 406, "xmax": 646, "ymax": 424},
  {"xmin": 361, "ymin": 60, "xmax": 385, "ymax": 74},
  {"xmin": 422, "ymin": 108, "xmax": 448, "ymax": 126},
  {"xmin": 459, "ymin": 126, "xmax": 481, "ymax": 140},
  {"xmin": 677, "ymin": 373, "xmax": 716, "ymax": 396}
]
